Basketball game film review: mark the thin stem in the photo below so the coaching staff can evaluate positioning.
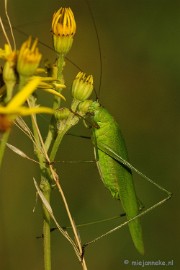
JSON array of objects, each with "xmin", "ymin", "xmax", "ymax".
[
  {"xmin": 44, "ymin": 54, "xmax": 65, "ymax": 152},
  {"xmin": 0, "ymin": 130, "xmax": 10, "ymax": 168},
  {"xmin": 49, "ymin": 129, "xmax": 66, "ymax": 161},
  {"xmin": 41, "ymin": 178, "xmax": 51, "ymax": 270},
  {"xmin": 48, "ymin": 165, "xmax": 88, "ymax": 270},
  {"xmin": 43, "ymin": 219, "xmax": 51, "ymax": 270},
  {"xmin": 27, "ymin": 96, "xmax": 52, "ymax": 270},
  {"xmin": 57, "ymin": 54, "xmax": 65, "ymax": 81}
]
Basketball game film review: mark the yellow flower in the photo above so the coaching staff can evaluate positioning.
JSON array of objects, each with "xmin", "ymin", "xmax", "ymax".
[
  {"xmin": 52, "ymin": 7, "xmax": 76, "ymax": 36},
  {"xmin": 52, "ymin": 7, "xmax": 76, "ymax": 55},
  {"xmin": 0, "ymin": 45, "xmax": 17, "ymax": 101},
  {"xmin": 17, "ymin": 37, "xmax": 42, "ymax": 77},
  {"xmin": 0, "ymin": 44, "xmax": 17, "ymax": 62},
  {"xmin": 0, "ymin": 77, "xmax": 55, "ymax": 132},
  {"xmin": 72, "ymin": 72, "xmax": 93, "ymax": 101}
]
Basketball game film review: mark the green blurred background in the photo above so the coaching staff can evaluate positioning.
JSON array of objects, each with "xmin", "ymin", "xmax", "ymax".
[{"xmin": 0, "ymin": 0, "xmax": 179, "ymax": 269}]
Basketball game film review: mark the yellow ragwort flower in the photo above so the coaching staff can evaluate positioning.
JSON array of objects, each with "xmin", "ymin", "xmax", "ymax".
[
  {"xmin": 0, "ymin": 44, "xmax": 17, "ymax": 101},
  {"xmin": 0, "ymin": 77, "xmax": 55, "ymax": 132},
  {"xmin": 0, "ymin": 44, "xmax": 17, "ymax": 62},
  {"xmin": 52, "ymin": 7, "xmax": 76, "ymax": 55},
  {"xmin": 72, "ymin": 72, "xmax": 93, "ymax": 101},
  {"xmin": 17, "ymin": 37, "xmax": 42, "ymax": 77}
]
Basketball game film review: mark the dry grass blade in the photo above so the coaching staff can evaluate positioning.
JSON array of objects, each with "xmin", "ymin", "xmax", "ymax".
[
  {"xmin": 15, "ymin": 117, "xmax": 36, "ymax": 143},
  {"xmin": 15, "ymin": 117, "xmax": 45, "ymax": 158},
  {"xmin": 5, "ymin": 0, "xmax": 16, "ymax": 50},
  {"xmin": 33, "ymin": 178, "xmax": 82, "ymax": 262},
  {"xmin": 6, "ymin": 142, "xmax": 39, "ymax": 163}
]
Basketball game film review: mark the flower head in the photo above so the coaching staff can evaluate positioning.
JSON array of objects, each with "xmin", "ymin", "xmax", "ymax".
[
  {"xmin": 0, "ymin": 44, "xmax": 17, "ymax": 101},
  {"xmin": 55, "ymin": 107, "xmax": 70, "ymax": 120},
  {"xmin": 0, "ymin": 44, "xmax": 17, "ymax": 62},
  {"xmin": 17, "ymin": 37, "xmax": 42, "ymax": 78},
  {"xmin": 52, "ymin": 7, "xmax": 76, "ymax": 55},
  {"xmin": 72, "ymin": 72, "xmax": 93, "ymax": 101},
  {"xmin": 0, "ymin": 77, "xmax": 55, "ymax": 132}
]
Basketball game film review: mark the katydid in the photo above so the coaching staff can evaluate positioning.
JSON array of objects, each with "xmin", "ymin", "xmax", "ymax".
[
  {"xmin": 84, "ymin": 101, "xmax": 144, "ymax": 254},
  {"xmin": 79, "ymin": 99, "xmax": 172, "ymax": 255}
]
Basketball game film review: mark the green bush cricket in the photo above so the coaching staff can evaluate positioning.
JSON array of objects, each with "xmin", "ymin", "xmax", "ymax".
[
  {"xmin": 85, "ymin": 101, "xmax": 145, "ymax": 254},
  {"xmin": 77, "ymin": 99, "xmax": 172, "ymax": 255}
]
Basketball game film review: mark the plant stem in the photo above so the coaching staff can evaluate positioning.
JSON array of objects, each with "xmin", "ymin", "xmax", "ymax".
[
  {"xmin": 0, "ymin": 130, "xmax": 10, "ymax": 168},
  {"xmin": 44, "ymin": 54, "xmax": 65, "ymax": 152},
  {"xmin": 41, "ymin": 177, "xmax": 51, "ymax": 270},
  {"xmin": 50, "ymin": 99, "xmax": 80, "ymax": 161},
  {"xmin": 43, "ymin": 219, "xmax": 51, "ymax": 270},
  {"xmin": 27, "ymin": 95, "xmax": 52, "ymax": 270}
]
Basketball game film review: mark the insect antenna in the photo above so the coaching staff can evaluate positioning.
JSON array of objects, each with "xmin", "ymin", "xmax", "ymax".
[
  {"xmin": 84, "ymin": 0, "xmax": 102, "ymax": 101},
  {"xmin": 12, "ymin": 22, "xmax": 82, "ymax": 72}
]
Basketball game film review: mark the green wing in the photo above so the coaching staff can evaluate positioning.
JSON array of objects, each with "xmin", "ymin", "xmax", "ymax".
[{"xmin": 95, "ymin": 140, "xmax": 144, "ymax": 255}]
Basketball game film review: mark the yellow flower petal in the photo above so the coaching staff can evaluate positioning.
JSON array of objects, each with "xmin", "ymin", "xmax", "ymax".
[
  {"xmin": 41, "ymin": 88, "xmax": 66, "ymax": 101},
  {"xmin": 12, "ymin": 106, "xmax": 55, "ymax": 116},
  {"xmin": 0, "ymin": 106, "xmax": 54, "ymax": 116},
  {"xmin": 7, "ymin": 77, "xmax": 41, "ymax": 110}
]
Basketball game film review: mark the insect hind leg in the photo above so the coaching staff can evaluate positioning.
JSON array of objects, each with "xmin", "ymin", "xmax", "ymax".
[{"xmin": 82, "ymin": 191, "xmax": 172, "ymax": 248}]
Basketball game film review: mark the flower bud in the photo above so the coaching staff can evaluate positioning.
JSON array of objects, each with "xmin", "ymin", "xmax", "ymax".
[
  {"xmin": 55, "ymin": 107, "xmax": 70, "ymax": 120},
  {"xmin": 0, "ymin": 44, "xmax": 17, "ymax": 100},
  {"xmin": 0, "ymin": 44, "xmax": 17, "ymax": 62},
  {"xmin": 78, "ymin": 100, "xmax": 93, "ymax": 114},
  {"xmin": 3, "ymin": 60, "xmax": 16, "ymax": 86},
  {"xmin": 52, "ymin": 7, "xmax": 76, "ymax": 55},
  {"xmin": 17, "ymin": 37, "xmax": 42, "ymax": 78},
  {"xmin": 72, "ymin": 72, "xmax": 93, "ymax": 101}
]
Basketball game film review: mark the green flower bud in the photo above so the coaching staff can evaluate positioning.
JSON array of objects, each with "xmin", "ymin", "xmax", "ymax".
[
  {"xmin": 55, "ymin": 107, "xmax": 70, "ymax": 120},
  {"xmin": 3, "ymin": 60, "xmax": 17, "ymax": 102},
  {"xmin": 3, "ymin": 60, "xmax": 16, "ymax": 86},
  {"xmin": 72, "ymin": 72, "xmax": 93, "ymax": 101},
  {"xmin": 78, "ymin": 100, "xmax": 93, "ymax": 114}
]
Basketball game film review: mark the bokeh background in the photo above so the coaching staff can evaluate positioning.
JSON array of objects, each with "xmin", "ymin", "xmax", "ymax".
[{"xmin": 0, "ymin": 0, "xmax": 179, "ymax": 269}]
